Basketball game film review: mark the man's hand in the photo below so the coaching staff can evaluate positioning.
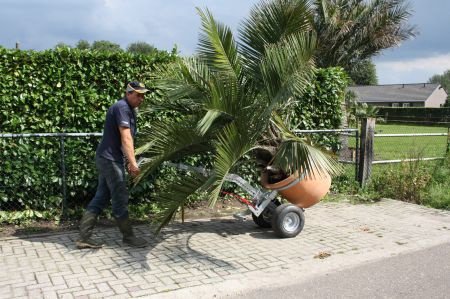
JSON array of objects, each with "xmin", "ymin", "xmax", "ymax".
[
  {"xmin": 119, "ymin": 126, "xmax": 140, "ymax": 178},
  {"xmin": 127, "ymin": 162, "xmax": 140, "ymax": 178}
]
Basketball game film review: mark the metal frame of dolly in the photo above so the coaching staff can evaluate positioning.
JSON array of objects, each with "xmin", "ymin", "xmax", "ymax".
[{"xmin": 162, "ymin": 161, "xmax": 305, "ymax": 238}]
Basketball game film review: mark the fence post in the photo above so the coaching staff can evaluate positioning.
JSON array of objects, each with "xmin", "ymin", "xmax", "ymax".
[
  {"xmin": 354, "ymin": 129, "xmax": 359, "ymax": 181},
  {"xmin": 447, "ymin": 127, "xmax": 449, "ymax": 153},
  {"xmin": 59, "ymin": 135, "xmax": 68, "ymax": 219},
  {"xmin": 358, "ymin": 118, "xmax": 375, "ymax": 186}
]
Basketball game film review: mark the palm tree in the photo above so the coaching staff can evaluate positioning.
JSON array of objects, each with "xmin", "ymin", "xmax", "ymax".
[
  {"xmin": 136, "ymin": 0, "xmax": 341, "ymax": 231},
  {"xmin": 313, "ymin": 0, "xmax": 417, "ymax": 72}
]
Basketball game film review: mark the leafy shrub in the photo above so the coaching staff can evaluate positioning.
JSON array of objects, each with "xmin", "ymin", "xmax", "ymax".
[
  {"xmin": 288, "ymin": 67, "xmax": 348, "ymax": 151},
  {"xmin": 371, "ymin": 158, "xmax": 432, "ymax": 204},
  {"xmin": 422, "ymin": 155, "xmax": 450, "ymax": 210}
]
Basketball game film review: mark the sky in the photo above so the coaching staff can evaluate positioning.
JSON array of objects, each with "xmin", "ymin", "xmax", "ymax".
[{"xmin": 1, "ymin": 0, "xmax": 449, "ymax": 85}]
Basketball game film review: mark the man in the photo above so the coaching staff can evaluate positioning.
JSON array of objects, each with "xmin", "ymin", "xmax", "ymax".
[{"xmin": 76, "ymin": 81, "xmax": 149, "ymax": 249}]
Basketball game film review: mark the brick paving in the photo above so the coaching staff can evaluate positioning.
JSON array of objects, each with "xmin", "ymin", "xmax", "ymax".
[{"xmin": 1, "ymin": 199, "xmax": 449, "ymax": 298}]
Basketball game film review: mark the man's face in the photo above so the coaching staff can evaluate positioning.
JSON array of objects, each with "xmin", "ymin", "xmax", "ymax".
[{"xmin": 127, "ymin": 91, "xmax": 145, "ymax": 108}]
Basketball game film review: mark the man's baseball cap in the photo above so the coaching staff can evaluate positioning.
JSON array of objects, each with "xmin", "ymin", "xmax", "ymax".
[{"xmin": 126, "ymin": 81, "xmax": 149, "ymax": 94}]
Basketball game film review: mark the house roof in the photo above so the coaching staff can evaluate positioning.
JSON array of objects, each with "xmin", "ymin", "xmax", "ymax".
[{"xmin": 348, "ymin": 83, "xmax": 441, "ymax": 103}]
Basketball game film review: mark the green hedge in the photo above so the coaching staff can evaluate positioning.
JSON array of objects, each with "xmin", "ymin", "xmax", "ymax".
[
  {"xmin": 0, "ymin": 47, "xmax": 175, "ymax": 132},
  {"xmin": 0, "ymin": 47, "xmax": 176, "ymax": 210},
  {"xmin": 291, "ymin": 67, "xmax": 348, "ymax": 150},
  {"xmin": 377, "ymin": 107, "xmax": 450, "ymax": 124}
]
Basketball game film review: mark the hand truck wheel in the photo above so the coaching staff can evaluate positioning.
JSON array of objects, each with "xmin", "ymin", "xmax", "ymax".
[
  {"xmin": 252, "ymin": 201, "xmax": 279, "ymax": 228},
  {"xmin": 271, "ymin": 204, "xmax": 305, "ymax": 238}
]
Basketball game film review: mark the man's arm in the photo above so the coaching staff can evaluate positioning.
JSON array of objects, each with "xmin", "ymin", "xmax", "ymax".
[{"xmin": 119, "ymin": 126, "xmax": 140, "ymax": 177}]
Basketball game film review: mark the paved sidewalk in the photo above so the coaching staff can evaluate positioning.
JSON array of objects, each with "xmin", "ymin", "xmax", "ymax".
[{"xmin": 1, "ymin": 199, "xmax": 449, "ymax": 299}]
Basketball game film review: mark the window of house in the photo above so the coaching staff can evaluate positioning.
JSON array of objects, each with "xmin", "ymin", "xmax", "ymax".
[
  {"xmin": 402, "ymin": 103, "xmax": 410, "ymax": 107},
  {"xmin": 392, "ymin": 103, "xmax": 399, "ymax": 107}
]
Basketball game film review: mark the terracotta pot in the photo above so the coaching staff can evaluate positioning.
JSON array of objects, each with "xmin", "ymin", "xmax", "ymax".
[{"xmin": 261, "ymin": 170, "xmax": 331, "ymax": 208}]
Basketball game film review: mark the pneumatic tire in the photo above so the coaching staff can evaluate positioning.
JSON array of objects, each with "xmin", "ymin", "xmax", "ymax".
[
  {"xmin": 252, "ymin": 201, "xmax": 279, "ymax": 228},
  {"xmin": 271, "ymin": 204, "xmax": 305, "ymax": 238}
]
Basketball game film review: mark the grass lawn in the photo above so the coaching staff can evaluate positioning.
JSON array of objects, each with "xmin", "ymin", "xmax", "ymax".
[
  {"xmin": 348, "ymin": 123, "xmax": 449, "ymax": 161},
  {"xmin": 334, "ymin": 123, "xmax": 450, "ymax": 210},
  {"xmin": 343, "ymin": 123, "xmax": 448, "ymax": 178}
]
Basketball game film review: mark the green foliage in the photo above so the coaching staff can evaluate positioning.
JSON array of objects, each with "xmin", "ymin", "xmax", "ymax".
[
  {"xmin": 371, "ymin": 157, "xmax": 433, "ymax": 204},
  {"xmin": 91, "ymin": 40, "xmax": 123, "ymax": 52},
  {"xmin": 0, "ymin": 47, "xmax": 177, "ymax": 211},
  {"xmin": 288, "ymin": 67, "xmax": 348, "ymax": 150},
  {"xmin": 347, "ymin": 59, "xmax": 378, "ymax": 85},
  {"xmin": 313, "ymin": 0, "xmax": 416, "ymax": 71},
  {"xmin": 0, "ymin": 47, "xmax": 175, "ymax": 133},
  {"xmin": 377, "ymin": 107, "xmax": 450, "ymax": 124},
  {"xmin": 0, "ymin": 209, "xmax": 61, "ymax": 225},
  {"xmin": 291, "ymin": 67, "xmax": 347, "ymax": 130},
  {"xmin": 127, "ymin": 42, "xmax": 157, "ymax": 55},
  {"xmin": 370, "ymin": 154, "xmax": 450, "ymax": 210},
  {"xmin": 422, "ymin": 155, "xmax": 450, "ymax": 210},
  {"xmin": 76, "ymin": 40, "xmax": 90, "ymax": 50},
  {"xmin": 428, "ymin": 69, "xmax": 450, "ymax": 93},
  {"xmin": 428, "ymin": 69, "xmax": 450, "ymax": 107}
]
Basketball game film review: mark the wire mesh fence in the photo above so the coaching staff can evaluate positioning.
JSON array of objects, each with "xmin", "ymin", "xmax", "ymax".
[
  {"xmin": 0, "ymin": 130, "xmax": 359, "ymax": 219},
  {"xmin": 0, "ymin": 133, "xmax": 101, "ymax": 218}
]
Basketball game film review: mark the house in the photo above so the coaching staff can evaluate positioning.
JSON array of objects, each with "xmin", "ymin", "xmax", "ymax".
[{"xmin": 348, "ymin": 83, "xmax": 448, "ymax": 108}]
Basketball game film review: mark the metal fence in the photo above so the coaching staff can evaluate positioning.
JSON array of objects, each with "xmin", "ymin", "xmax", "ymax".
[
  {"xmin": 354, "ymin": 119, "xmax": 450, "ymax": 186},
  {"xmin": 373, "ymin": 125, "xmax": 449, "ymax": 164},
  {"xmin": 0, "ymin": 133, "xmax": 102, "ymax": 218},
  {"xmin": 0, "ymin": 130, "xmax": 359, "ymax": 217}
]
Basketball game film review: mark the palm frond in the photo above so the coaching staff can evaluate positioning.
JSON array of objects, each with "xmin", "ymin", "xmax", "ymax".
[
  {"xmin": 197, "ymin": 109, "xmax": 225, "ymax": 135},
  {"xmin": 272, "ymin": 139, "xmax": 342, "ymax": 178},
  {"xmin": 197, "ymin": 8, "xmax": 242, "ymax": 78},
  {"xmin": 150, "ymin": 172, "xmax": 208, "ymax": 234},
  {"xmin": 139, "ymin": 58, "xmax": 213, "ymax": 115},
  {"xmin": 259, "ymin": 31, "xmax": 316, "ymax": 104},
  {"xmin": 239, "ymin": 0, "xmax": 313, "ymax": 81},
  {"xmin": 313, "ymin": 0, "xmax": 417, "ymax": 69},
  {"xmin": 135, "ymin": 119, "xmax": 213, "ymax": 183},
  {"xmin": 270, "ymin": 113, "xmax": 342, "ymax": 177},
  {"xmin": 206, "ymin": 123, "xmax": 257, "ymax": 207}
]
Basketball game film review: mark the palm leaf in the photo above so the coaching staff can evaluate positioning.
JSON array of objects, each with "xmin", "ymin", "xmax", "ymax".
[
  {"xmin": 206, "ymin": 122, "xmax": 257, "ymax": 207},
  {"xmin": 270, "ymin": 114, "xmax": 342, "ymax": 177},
  {"xmin": 150, "ymin": 172, "xmax": 208, "ymax": 234},
  {"xmin": 239, "ymin": 0, "xmax": 313, "ymax": 81},
  {"xmin": 272, "ymin": 139, "xmax": 342, "ymax": 178},
  {"xmin": 313, "ymin": 0, "xmax": 416, "ymax": 69},
  {"xmin": 135, "ymin": 119, "xmax": 213, "ymax": 183},
  {"xmin": 259, "ymin": 32, "xmax": 316, "ymax": 104},
  {"xmin": 197, "ymin": 8, "xmax": 242, "ymax": 78}
]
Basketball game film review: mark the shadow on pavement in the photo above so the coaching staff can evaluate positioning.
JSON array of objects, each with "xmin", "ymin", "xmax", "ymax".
[{"xmin": 11, "ymin": 217, "xmax": 276, "ymax": 274}]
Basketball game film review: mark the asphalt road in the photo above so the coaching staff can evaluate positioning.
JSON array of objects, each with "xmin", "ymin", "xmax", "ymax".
[{"xmin": 226, "ymin": 242, "xmax": 450, "ymax": 299}]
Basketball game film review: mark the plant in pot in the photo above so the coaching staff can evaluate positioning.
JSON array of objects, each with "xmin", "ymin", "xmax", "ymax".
[
  {"xmin": 254, "ymin": 113, "xmax": 338, "ymax": 209},
  {"xmin": 135, "ymin": 0, "xmax": 342, "ymax": 232}
]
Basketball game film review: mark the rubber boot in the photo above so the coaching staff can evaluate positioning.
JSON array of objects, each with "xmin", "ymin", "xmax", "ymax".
[
  {"xmin": 75, "ymin": 211, "xmax": 104, "ymax": 249},
  {"xmin": 116, "ymin": 217, "xmax": 148, "ymax": 248}
]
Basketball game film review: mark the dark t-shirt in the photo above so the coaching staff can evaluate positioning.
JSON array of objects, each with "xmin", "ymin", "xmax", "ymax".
[{"xmin": 96, "ymin": 98, "xmax": 137, "ymax": 163}]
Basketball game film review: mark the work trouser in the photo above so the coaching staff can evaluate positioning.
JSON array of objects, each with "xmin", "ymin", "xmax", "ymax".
[{"xmin": 86, "ymin": 156, "xmax": 129, "ymax": 220}]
